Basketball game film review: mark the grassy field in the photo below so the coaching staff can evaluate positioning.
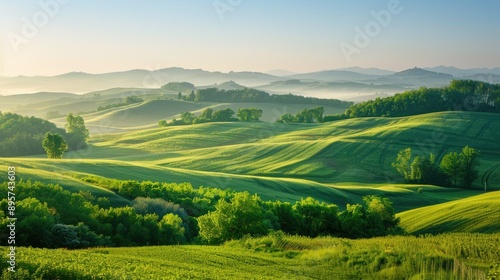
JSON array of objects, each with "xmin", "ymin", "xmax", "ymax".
[
  {"xmin": 2, "ymin": 107, "xmax": 500, "ymax": 279},
  {"xmin": 2, "ymin": 111, "xmax": 499, "ymax": 211},
  {"xmin": 2, "ymin": 233, "xmax": 498, "ymax": 279},
  {"xmin": 3, "ymin": 89, "xmax": 347, "ymax": 134},
  {"xmin": 398, "ymin": 191, "xmax": 500, "ymax": 234}
]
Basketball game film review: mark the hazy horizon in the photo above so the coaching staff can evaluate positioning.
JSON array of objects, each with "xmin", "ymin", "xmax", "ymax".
[{"xmin": 1, "ymin": 0, "xmax": 500, "ymax": 76}]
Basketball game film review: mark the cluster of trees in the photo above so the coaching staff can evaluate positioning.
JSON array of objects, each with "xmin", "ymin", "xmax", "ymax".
[
  {"xmin": 276, "ymin": 107, "xmax": 324, "ymax": 123},
  {"xmin": 180, "ymin": 90, "xmax": 196, "ymax": 102},
  {"xmin": 161, "ymin": 82, "xmax": 195, "ymax": 93},
  {"xmin": 344, "ymin": 80, "xmax": 500, "ymax": 118},
  {"xmin": 185, "ymin": 88, "xmax": 352, "ymax": 108},
  {"xmin": 41, "ymin": 113, "xmax": 90, "ymax": 159},
  {"xmin": 198, "ymin": 193, "xmax": 400, "ymax": 244},
  {"xmin": 97, "ymin": 96, "xmax": 143, "ymax": 111},
  {"xmin": 0, "ymin": 178, "xmax": 400, "ymax": 248},
  {"xmin": 0, "ymin": 112, "xmax": 88, "ymax": 157},
  {"xmin": 0, "ymin": 180, "xmax": 224, "ymax": 248},
  {"xmin": 236, "ymin": 108, "xmax": 263, "ymax": 121},
  {"xmin": 42, "ymin": 133, "xmax": 68, "ymax": 159},
  {"xmin": 392, "ymin": 146, "xmax": 480, "ymax": 188},
  {"xmin": 159, "ymin": 107, "xmax": 263, "ymax": 127}
]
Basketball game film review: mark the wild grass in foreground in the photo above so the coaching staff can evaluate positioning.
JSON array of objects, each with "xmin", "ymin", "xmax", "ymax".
[{"xmin": 1, "ymin": 233, "xmax": 498, "ymax": 279}]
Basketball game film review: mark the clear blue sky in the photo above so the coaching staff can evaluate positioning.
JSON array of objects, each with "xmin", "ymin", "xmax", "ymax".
[{"xmin": 1, "ymin": 0, "xmax": 499, "ymax": 76}]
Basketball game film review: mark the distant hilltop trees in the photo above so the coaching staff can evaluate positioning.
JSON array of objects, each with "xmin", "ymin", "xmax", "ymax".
[
  {"xmin": 161, "ymin": 82, "xmax": 196, "ymax": 92},
  {"xmin": 159, "ymin": 107, "xmax": 264, "ymax": 127},
  {"xmin": 166, "ymin": 86, "xmax": 353, "ymax": 108},
  {"xmin": 343, "ymin": 80, "xmax": 500, "ymax": 118},
  {"xmin": 97, "ymin": 95, "xmax": 143, "ymax": 111}
]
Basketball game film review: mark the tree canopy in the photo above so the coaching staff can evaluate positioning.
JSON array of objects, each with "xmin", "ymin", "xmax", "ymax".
[
  {"xmin": 393, "ymin": 146, "xmax": 480, "ymax": 188},
  {"xmin": 0, "ymin": 112, "xmax": 72, "ymax": 157},
  {"xmin": 191, "ymin": 88, "xmax": 352, "ymax": 108},
  {"xmin": 42, "ymin": 132, "xmax": 68, "ymax": 159},
  {"xmin": 65, "ymin": 113, "xmax": 90, "ymax": 149},
  {"xmin": 344, "ymin": 80, "xmax": 500, "ymax": 119}
]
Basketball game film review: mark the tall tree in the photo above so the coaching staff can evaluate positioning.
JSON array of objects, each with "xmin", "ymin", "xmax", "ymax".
[
  {"xmin": 460, "ymin": 146, "xmax": 480, "ymax": 188},
  {"xmin": 42, "ymin": 132, "xmax": 68, "ymax": 159},
  {"xmin": 440, "ymin": 152, "xmax": 462, "ymax": 186},
  {"xmin": 392, "ymin": 148, "xmax": 412, "ymax": 181},
  {"xmin": 188, "ymin": 90, "xmax": 196, "ymax": 102},
  {"xmin": 65, "ymin": 113, "xmax": 89, "ymax": 149}
]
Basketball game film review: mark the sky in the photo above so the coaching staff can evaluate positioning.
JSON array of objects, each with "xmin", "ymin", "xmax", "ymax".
[{"xmin": 0, "ymin": 0, "xmax": 499, "ymax": 76}]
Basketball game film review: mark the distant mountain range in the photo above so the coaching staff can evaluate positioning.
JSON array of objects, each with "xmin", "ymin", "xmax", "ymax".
[{"xmin": 1, "ymin": 66, "xmax": 499, "ymax": 101}]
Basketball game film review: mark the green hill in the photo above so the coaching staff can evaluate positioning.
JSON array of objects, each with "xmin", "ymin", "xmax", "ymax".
[
  {"xmin": 161, "ymin": 82, "xmax": 196, "ymax": 92},
  {"xmin": 90, "ymin": 111, "xmax": 500, "ymax": 188},
  {"xmin": 398, "ymin": 191, "xmax": 500, "ymax": 234},
  {"xmin": 47, "ymin": 100, "xmax": 346, "ymax": 134},
  {"xmin": 2, "ymin": 111, "xmax": 499, "ymax": 214}
]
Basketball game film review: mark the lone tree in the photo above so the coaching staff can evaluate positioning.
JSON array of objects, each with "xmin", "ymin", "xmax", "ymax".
[
  {"xmin": 42, "ymin": 133, "xmax": 68, "ymax": 159},
  {"xmin": 440, "ymin": 152, "xmax": 462, "ymax": 186},
  {"xmin": 65, "ymin": 113, "xmax": 89, "ymax": 149},
  {"xmin": 391, "ymin": 148, "xmax": 412, "ymax": 181},
  {"xmin": 460, "ymin": 146, "xmax": 480, "ymax": 188}
]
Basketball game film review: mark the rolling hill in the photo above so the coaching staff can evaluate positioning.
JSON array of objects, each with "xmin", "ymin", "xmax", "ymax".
[
  {"xmin": 398, "ymin": 191, "xmax": 500, "ymax": 234},
  {"xmin": 2, "ymin": 111, "xmax": 499, "ymax": 216}
]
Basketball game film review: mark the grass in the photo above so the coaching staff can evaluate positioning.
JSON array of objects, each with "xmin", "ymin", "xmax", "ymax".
[
  {"xmin": 2, "ymin": 233, "xmax": 498, "ymax": 279},
  {"xmin": 2, "ymin": 108, "xmax": 500, "ymax": 278},
  {"xmin": 2, "ymin": 111, "xmax": 499, "ymax": 214},
  {"xmin": 397, "ymin": 190, "xmax": 500, "ymax": 234},
  {"xmin": 88, "ymin": 111, "xmax": 500, "ymax": 189}
]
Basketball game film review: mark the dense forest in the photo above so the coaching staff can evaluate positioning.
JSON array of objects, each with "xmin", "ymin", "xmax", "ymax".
[
  {"xmin": 0, "ymin": 112, "xmax": 88, "ymax": 157},
  {"xmin": 0, "ymin": 179, "xmax": 400, "ymax": 248},
  {"xmin": 343, "ymin": 80, "xmax": 500, "ymax": 118}
]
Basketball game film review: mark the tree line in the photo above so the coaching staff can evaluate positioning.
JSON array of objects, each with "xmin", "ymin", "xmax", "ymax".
[
  {"xmin": 392, "ymin": 146, "xmax": 480, "ymax": 188},
  {"xmin": 158, "ymin": 108, "xmax": 263, "ymax": 127},
  {"xmin": 0, "ymin": 178, "xmax": 400, "ymax": 248},
  {"xmin": 0, "ymin": 112, "xmax": 89, "ymax": 157},
  {"xmin": 341, "ymin": 80, "xmax": 500, "ymax": 119},
  {"xmin": 175, "ymin": 87, "xmax": 353, "ymax": 108},
  {"xmin": 97, "ymin": 95, "xmax": 143, "ymax": 111},
  {"xmin": 276, "ymin": 107, "xmax": 325, "ymax": 123}
]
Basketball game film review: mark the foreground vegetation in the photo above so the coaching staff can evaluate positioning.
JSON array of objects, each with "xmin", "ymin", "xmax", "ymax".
[
  {"xmin": 1, "ymin": 233, "xmax": 498, "ymax": 279},
  {"xmin": 0, "ymin": 180, "xmax": 400, "ymax": 248}
]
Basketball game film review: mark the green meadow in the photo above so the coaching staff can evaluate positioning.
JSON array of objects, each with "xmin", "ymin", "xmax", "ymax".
[{"xmin": 1, "ymin": 95, "xmax": 500, "ymax": 278}]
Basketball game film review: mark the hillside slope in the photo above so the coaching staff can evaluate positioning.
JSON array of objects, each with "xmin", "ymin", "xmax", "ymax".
[
  {"xmin": 91, "ymin": 111, "xmax": 500, "ymax": 188},
  {"xmin": 2, "ymin": 111, "xmax": 498, "ymax": 213},
  {"xmin": 398, "ymin": 191, "xmax": 500, "ymax": 234}
]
